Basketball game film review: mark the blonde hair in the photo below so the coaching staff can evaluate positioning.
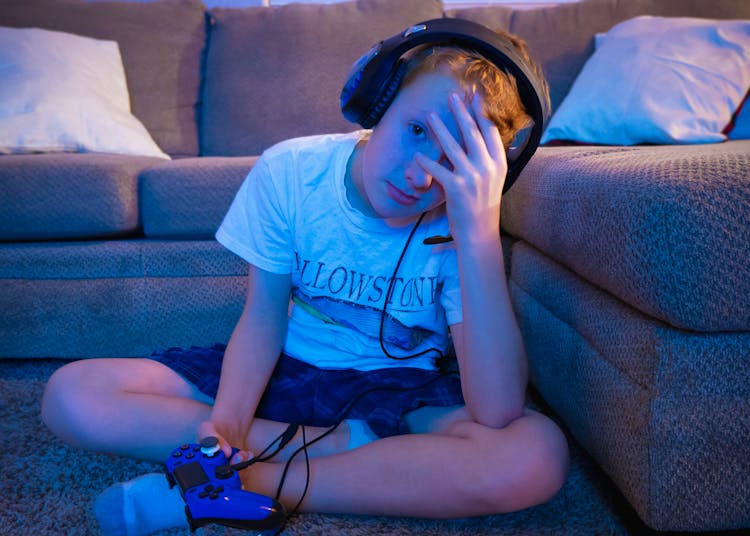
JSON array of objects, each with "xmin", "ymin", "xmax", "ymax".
[{"xmin": 400, "ymin": 30, "xmax": 549, "ymax": 151}]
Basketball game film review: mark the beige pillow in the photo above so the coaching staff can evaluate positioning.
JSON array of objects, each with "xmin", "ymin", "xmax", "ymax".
[
  {"xmin": 0, "ymin": 26, "xmax": 169, "ymax": 158},
  {"xmin": 0, "ymin": 0, "xmax": 206, "ymax": 157}
]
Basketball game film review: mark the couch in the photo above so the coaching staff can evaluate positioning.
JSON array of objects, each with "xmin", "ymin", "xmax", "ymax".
[{"xmin": 1, "ymin": 0, "xmax": 748, "ymax": 532}]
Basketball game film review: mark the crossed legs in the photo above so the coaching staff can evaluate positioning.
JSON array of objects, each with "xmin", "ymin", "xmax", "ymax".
[{"xmin": 42, "ymin": 358, "xmax": 568, "ymax": 519}]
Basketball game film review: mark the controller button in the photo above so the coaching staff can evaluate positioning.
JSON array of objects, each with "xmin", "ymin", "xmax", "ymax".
[
  {"xmin": 180, "ymin": 444, "xmax": 190, "ymax": 450},
  {"xmin": 171, "ymin": 451, "xmax": 182, "ymax": 458},
  {"xmin": 185, "ymin": 452, "xmax": 195, "ymax": 459},
  {"xmin": 199, "ymin": 491, "xmax": 209, "ymax": 499},
  {"xmin": 210, "ymin": 492, "xmax": 219, "ymax": 500},
  {"xmin": 215, "ymin": 486, "xmax": 224, "ymax": 493},
  {"xmin": 205, "ymin": 485, "xmax": 214, "ymax": 492}
]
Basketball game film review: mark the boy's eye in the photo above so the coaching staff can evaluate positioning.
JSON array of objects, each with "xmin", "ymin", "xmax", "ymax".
[{"xmin": 408, "ymin": 123, "xmax": 426, "ymax": 137}]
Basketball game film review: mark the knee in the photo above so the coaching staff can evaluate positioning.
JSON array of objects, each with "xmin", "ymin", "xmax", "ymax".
[
  {"xmin": 519, "ymin": 414, "xmax": 569, "ymax": 505},
  {"xmin": 478, "ymin": 412, "xmax": 569, "ymax": 513},
  {"xmin": 41, "ymin": 360, "xmax": 104, "ymax": 446}
]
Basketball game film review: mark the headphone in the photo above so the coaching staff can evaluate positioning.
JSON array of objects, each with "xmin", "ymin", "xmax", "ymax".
[{"xmin": 340, "ymin": 17, "xmax": 550, "ymax": 193}]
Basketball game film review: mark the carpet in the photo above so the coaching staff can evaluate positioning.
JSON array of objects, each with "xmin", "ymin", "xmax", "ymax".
[{"xmin": 1, "ymin": 358, "xmax": 642, "ymax": 535}]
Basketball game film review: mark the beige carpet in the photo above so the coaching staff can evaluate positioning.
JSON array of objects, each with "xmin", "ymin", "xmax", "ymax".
[{"xmin": 2, "ymin": 358, "xmax": 640, "ymax": 536}]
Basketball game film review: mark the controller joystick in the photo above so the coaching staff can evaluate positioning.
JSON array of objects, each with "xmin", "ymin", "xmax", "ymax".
[
  {"xmin": 199, "ymin": 436, "xmax": 221, "ymax": 457},
  {"xmin": 165, "ymin": 437, "xmax": 286, "ymax": 532}
]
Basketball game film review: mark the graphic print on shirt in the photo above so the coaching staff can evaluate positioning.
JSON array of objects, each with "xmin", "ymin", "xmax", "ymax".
[{"xmin": 292, "ymin": 251, "xmax": 443, "ymax": 353}]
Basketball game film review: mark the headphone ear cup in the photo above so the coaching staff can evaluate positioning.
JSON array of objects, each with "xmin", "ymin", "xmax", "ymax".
[{"xmin": 359, "ymin": 62, "xmax": 408, "ymax": 129}]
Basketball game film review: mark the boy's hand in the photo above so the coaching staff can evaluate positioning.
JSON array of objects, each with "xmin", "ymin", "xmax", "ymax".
[
  {"xmin": 197, "ymin": 420, "xmax": 252, "ymax": 465},
  {"xmin": 416, "ymin": 92, "xmax": 507, "ymax": 243}
]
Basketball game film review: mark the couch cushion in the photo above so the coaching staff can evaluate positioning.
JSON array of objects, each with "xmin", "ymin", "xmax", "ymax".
[
  {"xmin": 510, "ymin": 241, "xmax": 750, "ymax": 532},
  {"xmin": 0, "ymin": 240, "xmax": 248, "ymax": 358},
  {"xmin": 0, "ymin": 154, "xmax": 163, "ymax": 241},
  {"xmin": 501, "ymin": 141, "xmax": 750, "ymax": 333},
  {"xmin": 140, "ymin": 157, "xmax": 258, "ymax": 239},
  {"xmin": 0, "ymin": 0, "xmax": 206, "ymax": 158},
  {"xmin": 201, "ymin": 0, "xmax": 443, "ymax": 156}
]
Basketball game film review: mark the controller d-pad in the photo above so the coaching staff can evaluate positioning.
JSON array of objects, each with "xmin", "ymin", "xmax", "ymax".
[{"xmin": 198, "ymin": 483, "xmax": 224, "ymax": 500}]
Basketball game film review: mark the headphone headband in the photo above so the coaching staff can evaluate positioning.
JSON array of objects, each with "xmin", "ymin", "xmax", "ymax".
[{"xmin": 340, "ymin": 18, "xmax": 549, "ymax": 192}]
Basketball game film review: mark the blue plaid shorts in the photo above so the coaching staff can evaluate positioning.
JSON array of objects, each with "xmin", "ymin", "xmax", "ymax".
[{"xmin": 150, "ymin": 344, "xmax": 464, "ymax": 438}]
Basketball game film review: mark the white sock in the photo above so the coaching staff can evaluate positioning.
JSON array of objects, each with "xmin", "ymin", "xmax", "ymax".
[
  {"xmin": 94, "ymin": 472, "xmax": 188, "ymax": 536},
  {"xmin": 346, "ymin": 419, "xmax": 378, "ymax": 450}
]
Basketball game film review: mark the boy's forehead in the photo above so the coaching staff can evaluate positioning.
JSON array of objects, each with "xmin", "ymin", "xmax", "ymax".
[{"xmin": 399, "ymin": 69, "xmax": 462, "ymax": 101}]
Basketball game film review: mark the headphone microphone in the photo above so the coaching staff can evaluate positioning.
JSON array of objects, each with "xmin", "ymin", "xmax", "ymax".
[{"xmin": 422, "ymin": 234, "xmax": 452, "ymax": 245}]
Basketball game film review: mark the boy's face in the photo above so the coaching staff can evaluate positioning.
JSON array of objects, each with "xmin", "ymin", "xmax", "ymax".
[{"xmin": 348, "ymin": 69, "xmax": 465, "ymax": 222}]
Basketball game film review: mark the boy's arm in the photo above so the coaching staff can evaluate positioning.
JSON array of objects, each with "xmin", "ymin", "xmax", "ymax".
[
  {"xmin": 207, "ymin": 264, "xmax": 292, "ymax": 454},
  {"xmin": 417, "ymin": 92, "xmax": 528, "ymax": 428},
  {"xmin": 449, "ymin": 235, "xmax": 527, "ymax": 429}
]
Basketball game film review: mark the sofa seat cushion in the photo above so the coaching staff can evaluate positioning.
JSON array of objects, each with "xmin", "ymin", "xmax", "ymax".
[
  {"xmin": 0, "ymin": 0, "xmax": 206, "ymax": 158},
  {"xmin": 0, "ymin": 153, "xmax": 164, "ymax": 241},
  {"xmin": 501, "ymin": 141, "xmax": 750, "ymax": 332},
  {"xmin": 140, "ymin": 157, "xmax": 258, "ymax": 239},
  {"xmin": 200, "ymin": 0, "xmax": 443, "ymax": 156},
  {"xmin": 0, "ymin": 239, "xmax": 248, "ymax": 358}
]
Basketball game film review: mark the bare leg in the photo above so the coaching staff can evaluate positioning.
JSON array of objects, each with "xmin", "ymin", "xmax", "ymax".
[
  {"xmin": 42, "ymin": 358, "xmax": 213, "ymax": 461},
  {"xmin": 41, "ymin": 358, "xmax": 348, "ymax": 462},
  {"xmin": 241, "ymin": 408, "xmax": 569, "ymax": 518}
]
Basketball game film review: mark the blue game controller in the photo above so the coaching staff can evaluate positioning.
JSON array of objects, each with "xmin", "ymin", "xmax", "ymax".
[{"xmin": 165, "ymin": 436, "xmax": 286, "ymax": 532}]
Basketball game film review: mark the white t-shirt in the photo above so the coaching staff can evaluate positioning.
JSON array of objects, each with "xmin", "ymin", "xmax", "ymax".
[{"xmin": 216, "ymin": 132, "xmax": 462, "ymax": 371}]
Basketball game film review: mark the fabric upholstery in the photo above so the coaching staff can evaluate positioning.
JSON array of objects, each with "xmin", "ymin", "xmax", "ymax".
[
  {"xmin": 510, "ymin": 241, "xmax": 750, "ymax": 531},
  {"xmin": 501, "ymin": 141, "xmax": 750, "ymax": 332},
  {"xmin": 140, "ymin": 157, "xmax": 258, "ymax": 239},
  {"xmin": 200, "ymin": 0, "xmax": 443, "ymax": 156},
  {"xmin": 0, "ymin": 240, "xmax": 247, "ymax": 358},
  {"xmin": 0, "ymin": 0, "xmax": 206, "ymax": 157},
  {"xmin": 0, "ymin": 153, "xmax": 163, "ymax": 241}
]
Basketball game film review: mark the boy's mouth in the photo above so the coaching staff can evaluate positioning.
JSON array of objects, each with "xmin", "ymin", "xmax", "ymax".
[{"xmin": 386, "ymin": 181, "xmax": 418, "ymax": 206}]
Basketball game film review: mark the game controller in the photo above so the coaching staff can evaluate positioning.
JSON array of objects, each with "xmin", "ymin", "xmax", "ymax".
[{"xmin": 165, "ymin": 436, "xmax": 287, "ymax": 533}]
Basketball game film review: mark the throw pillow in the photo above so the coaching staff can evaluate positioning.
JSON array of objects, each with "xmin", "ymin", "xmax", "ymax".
[
  {"xmin": 0, "ymin": 26, "xmax": 169, "ymax": 158},
  {"xmin": 541, "ymin": 16, "xmax": 750, "ymax": 145}
]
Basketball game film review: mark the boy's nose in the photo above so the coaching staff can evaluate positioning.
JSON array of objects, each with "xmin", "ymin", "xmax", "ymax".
[{"xmin": 405, "ymin": 160, "xmax": 433, "ymax": 191}]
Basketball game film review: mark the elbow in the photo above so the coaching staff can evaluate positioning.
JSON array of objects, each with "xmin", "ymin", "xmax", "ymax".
[{"xmin": 470, "ymin": 394, "xmax": 526, "ymax": 430}]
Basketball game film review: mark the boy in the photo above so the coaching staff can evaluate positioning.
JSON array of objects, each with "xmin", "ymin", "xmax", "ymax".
[{"xmin": 42, "ymin": 21, "xmax": 568, "ymax": 535}]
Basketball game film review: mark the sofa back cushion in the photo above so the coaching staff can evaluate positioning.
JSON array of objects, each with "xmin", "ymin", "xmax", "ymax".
[
  {"xmin": 450, "ymin": 0, "xmax": 750, "ymax": 114},
  {"xmin": 200, "ymin": 0, "xmax": 443, "ymax": 157},
  {"xmin": 140, "ymin": 157, "xmax": 258, "ymax": 239},
  {"xmin": 0, "ymin": 0, "xmax": 206, "ymax": 158},
  {"xmin": 0, "ymin": 154, "xmax": 163, "ymax": 241}
]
